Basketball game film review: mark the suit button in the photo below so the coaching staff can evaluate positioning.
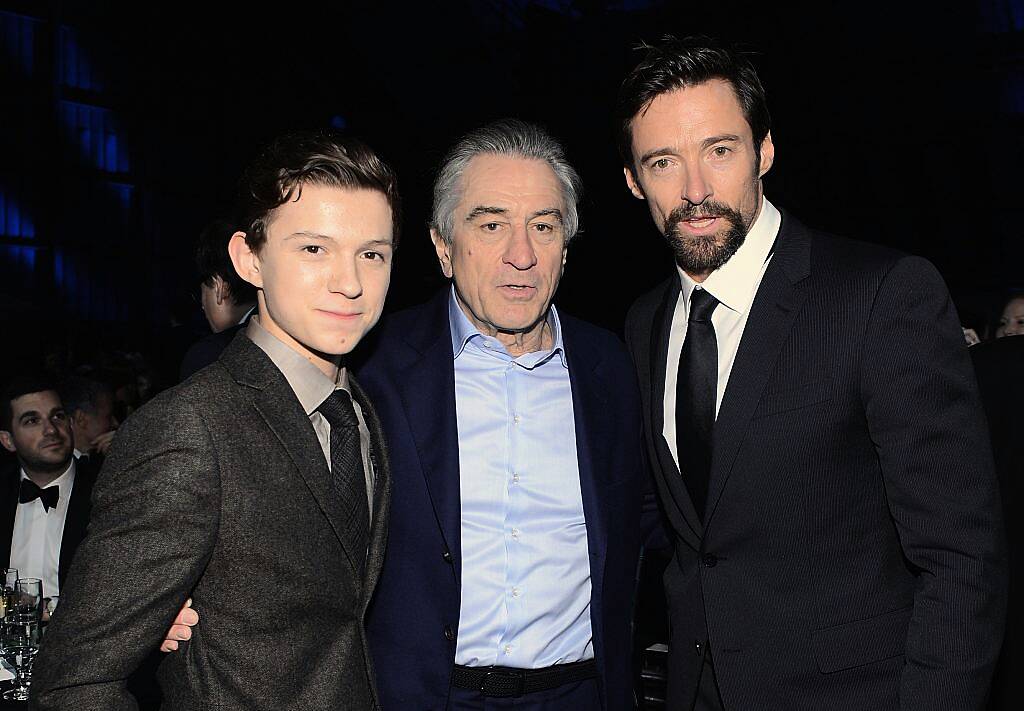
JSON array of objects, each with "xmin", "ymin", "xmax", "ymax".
[
  {"xmin": 695, "ymin": 640, "xmax": 703, "ymax": 656},
  {"xmin": 444, "ymin": 625, "xmax": 454, "ymax": 641},
  {"xmin": 443, "ymin": 550, "xmax": 453, "ymax": 564},
  {"xmin": 702, "ymin": 554, "xmax": 718, "ymax": 568}
]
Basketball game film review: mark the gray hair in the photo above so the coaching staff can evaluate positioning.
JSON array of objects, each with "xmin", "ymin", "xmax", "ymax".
[{"xmin": 431, "ymin": 119, "xmax": 583, "ymax": 245}]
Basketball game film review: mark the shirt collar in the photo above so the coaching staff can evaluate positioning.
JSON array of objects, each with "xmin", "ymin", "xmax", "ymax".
[
  {"xmin": 677, "ymin": 197, "xmax": 781, "ymax": 316},
  {"xmin": 447, "ymin": 286, "xmax": 567, "ymax": 368},
  {"xmin": 245, "ymin": 315, "xmax": 349, "ymax": 415}
]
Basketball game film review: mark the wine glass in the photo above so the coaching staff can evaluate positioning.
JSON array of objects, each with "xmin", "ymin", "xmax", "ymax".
[{"xmin": 2, "ymin": 577, "xmax": 42, "ymax": 701}]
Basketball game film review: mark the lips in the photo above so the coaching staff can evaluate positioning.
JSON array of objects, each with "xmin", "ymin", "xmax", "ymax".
[{"xmin": 316, "ymin": 309, "xmax": 362, "ymax": 320}]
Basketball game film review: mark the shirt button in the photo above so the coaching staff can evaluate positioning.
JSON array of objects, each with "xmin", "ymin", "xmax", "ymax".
[
  {"xmin": 442, "ymin": 549, "xmax": 453, "ymax": 564},
  {"xmin": 510, "ymin": 528, "xmax": 520, "ymax": 539},
  {"xmin": 511, "ymin": 587, "xmax": 520, "ymax": 598},
  {"xmin": 512, "ymin": 472, "xmax": 520, "ymax": 483},
  {"xmin": 513, "ymin": 415, "xmax": 520, "ymax": 425},
  {"xmin": 504, "ymin": 645, "xmax": 512, "ymax": 655}
]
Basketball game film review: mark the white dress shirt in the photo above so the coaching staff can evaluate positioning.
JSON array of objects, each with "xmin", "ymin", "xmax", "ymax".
[
  {"xmin": 663, "ymin": 197, "xmax": 781, "ymax": 469},
  {"xmin": 9, "ymin": 460, "xmax": 77, "ymax": 598}
]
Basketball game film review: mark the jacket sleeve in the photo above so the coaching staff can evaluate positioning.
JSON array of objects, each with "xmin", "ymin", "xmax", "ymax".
[
  {"xmin": 859, "ymin": 255, "xmax": 1007, "ymax": 710},
  {"xmin": 29, "ymin": 395, "xmax": 221, "ymax": 711}
]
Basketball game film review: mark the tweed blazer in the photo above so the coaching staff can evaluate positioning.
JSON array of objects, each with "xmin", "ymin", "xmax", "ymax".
[{"xmin": 30, "ymin": 333, "xmax": 391, "ymax": 711}]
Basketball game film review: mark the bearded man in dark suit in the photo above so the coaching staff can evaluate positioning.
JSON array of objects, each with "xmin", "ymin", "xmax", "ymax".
[
  {"xmin": 30, "ymin": 131, "xmax": 399, "ymax": 711},
  {"xmin": 619, "ymin": 37, "xmax": 1006, "ymax": 711}
]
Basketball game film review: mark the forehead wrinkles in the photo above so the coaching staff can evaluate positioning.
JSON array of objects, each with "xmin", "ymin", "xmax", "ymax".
[{"xmin": 457, "ymin": 157, "xmax": 565, "ymax": 219}]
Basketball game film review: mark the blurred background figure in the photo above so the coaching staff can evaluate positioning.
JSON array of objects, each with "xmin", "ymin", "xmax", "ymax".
[
  {"xmin": 994, "ymin": 294, "xmax": 1024, "ymax": 338},
  {"xmin": 60, "ymin": 374, "xmax": 119, "ymax": 463},
  {"xmin": 178, "ymin": 219, "xmax": 257, "ymax": 380},
  {"xmin": 971, "ymin": 333, "xmax": 1023, "ymax": 711}
]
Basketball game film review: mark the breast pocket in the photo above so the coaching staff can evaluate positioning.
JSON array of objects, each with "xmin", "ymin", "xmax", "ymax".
[{"xmin": 751, "ymin": 378, "xmax": 834, "ymax": 420}]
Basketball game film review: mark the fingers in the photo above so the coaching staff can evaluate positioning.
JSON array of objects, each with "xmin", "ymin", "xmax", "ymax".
[
  {"xmin": 160, "ymin": 639, "xmax": 178, "ymax": 653},
  {"xmin": 162, "ymin": 599, "xmax": 198, "ymax": 654},
  {"xmin": 174, "ymin": 598, "xmax": 199, "ymax": 626}
]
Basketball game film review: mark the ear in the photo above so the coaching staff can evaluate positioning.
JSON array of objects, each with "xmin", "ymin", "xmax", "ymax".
[
  {"xmin": 212, "ymin": 275, "xmax": 228, "ymax": 305},
  {"xmin": 624, "ymin": 166, "xmax": 646, "ymax": 200},
  {"xmin": 70, "ymin": 410, "xmax": 88, "ymax": 433},
  {"xmin": 758, "ymin": 131, "xmax": 775, "ymax": 178},
  {"xmin": 430, "ymin": 228, "xmax": 454, "ymax": 279},
  {"xmin": 0, "ymin": 430, "xmax": 14, "ymax": 453},
  {"xmin": 228, "ymin": 232, "xmax": 263, "ymax": 289}
]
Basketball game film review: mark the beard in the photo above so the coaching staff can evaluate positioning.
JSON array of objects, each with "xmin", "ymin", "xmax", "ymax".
[
  {"xmin": 20, "ymin": 437, "xmax": 73, "ymax": 476},
  {"xmin": 663, "ymin": 199, "xmax": 752, "ymax": 275}
]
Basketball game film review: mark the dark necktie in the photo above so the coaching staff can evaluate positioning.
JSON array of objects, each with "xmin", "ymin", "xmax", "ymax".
[
  {"xmin": 19, "ymin": 479, "xmax": 59, "ymax": 512},
  {"xmin": 317, "ymin": 389, "xmax": 369, "ymax": 566},
  {"xmin": 675, "ymin": 287, "xmax": 720, "ymax": 521}
]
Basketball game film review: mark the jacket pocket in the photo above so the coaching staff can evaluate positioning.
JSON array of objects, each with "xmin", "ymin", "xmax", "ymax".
[
  {"xmin": 811, "ymin": 605, "xmax": 912, "ymax": 673},
  {"xmin": 751, "ymin": 379, "xmax": 833, "ymax": 420}
]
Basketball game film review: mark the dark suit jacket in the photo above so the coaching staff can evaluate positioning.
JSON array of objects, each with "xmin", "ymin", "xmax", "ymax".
[
  {"xmin": 1, "ymin": 456, "xmax": 97, "ymax": 596},
  {"xmin": 30, "ymin": 334, "xmax": 391, "ymax": 711},
  {"xmin": 356, "ymin": 290, "xmax": 647, "ymax": 711},
  {"xmin": 971, "ymin": 335, "xmax": 1023, "ymax": 711},
  {"xmin": 625, "ymin": 210, "xmax": 1006, "ymax": 711},
  {"xmin": 179, "ymin": 314, "xmax": 254, "ymax": 383}
]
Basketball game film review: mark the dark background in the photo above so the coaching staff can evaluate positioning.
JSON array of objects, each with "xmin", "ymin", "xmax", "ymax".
[{"xmin": 1, "ymin": 0, "xmax": 1022, "ymax": 385}]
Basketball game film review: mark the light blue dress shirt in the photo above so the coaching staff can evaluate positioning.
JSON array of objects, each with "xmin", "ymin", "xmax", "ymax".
[{"xmin": 448, "ymin": 289, "xmax": 594, "ymax": 668}]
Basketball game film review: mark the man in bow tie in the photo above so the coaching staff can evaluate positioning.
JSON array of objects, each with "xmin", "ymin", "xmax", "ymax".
[{"xmin": 1, "ymin": 375, "xmax": 98, "ymax": 601}]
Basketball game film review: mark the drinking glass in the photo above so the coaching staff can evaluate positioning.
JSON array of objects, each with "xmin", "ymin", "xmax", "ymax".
[{"xmin": 2, "ymin": 577, "xmax": 42, "ymax": 701}]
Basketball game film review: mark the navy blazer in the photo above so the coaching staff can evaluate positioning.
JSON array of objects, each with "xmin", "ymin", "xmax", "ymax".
[{"xmin": 357, "ymin": 290, "xmax": 647, "ymax": 711}]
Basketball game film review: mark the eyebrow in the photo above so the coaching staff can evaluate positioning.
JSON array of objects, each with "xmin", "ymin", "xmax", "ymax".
[
  {"xmin": 529, "ymin": 208, "xmax": 564, "ymax": 223},
  {"xmin": 285, "ymin": 232, "xmax": 393, "ymax": 247},
  {"xmin": 18, "ymin": 408, "xmax": 61, "ymax": 423},
  {"xmin": 465, "ymin": 206, "xmax": 508, "ymax": 221}
]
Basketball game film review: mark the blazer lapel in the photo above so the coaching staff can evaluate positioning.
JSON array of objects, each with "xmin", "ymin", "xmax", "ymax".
[
  {"xmin": 650, "ymin": 278, "xmax": 704, "ymax": 542},
  {"xmin": 395, "ymin": 292, "xmax": 463, "ymax": 580},
  {"xmin": 222, "ymin": 336, "xmax": 363, "ymax": 577},
  {"xmin": 350, "ymin": 376, "xmax": 391, "ymax": 611},
  {"xmin": 704, "ymin": 214, "xmax": 811, "ymax": 527}
]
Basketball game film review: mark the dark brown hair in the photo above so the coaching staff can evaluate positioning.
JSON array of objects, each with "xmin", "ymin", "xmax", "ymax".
[
  {"xmin": 236, "ymin": 131, "xmax": 401, "ymax": 252},
  {"xmin": 616, "ymin": 35, "xmax": 771, "ymax": 174}
]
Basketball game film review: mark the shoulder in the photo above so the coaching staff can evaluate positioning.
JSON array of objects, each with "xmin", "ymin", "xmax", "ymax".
[
  {"xmin": 119, "ymin": 364, "xmax": 236, "ymax": 443},
  {"xmin": 626, "ymin": 276, "xmax": 674, "ymax": 326}
]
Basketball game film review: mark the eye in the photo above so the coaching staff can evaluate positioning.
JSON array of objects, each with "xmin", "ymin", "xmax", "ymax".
[
  {"xmin": 52, "ymin": 412, "xmax": 68, "ymax": 423},
  {"xmin": 482, "ymin": 222, "xmax": 501, "ymax": 231},
  {"xmin": 534, "ymin": 223, "xmax": 552, "ymax": 233},
  {"xmin": 711, "ymin": 146, "xmax": 731, "ymax": 157},
  {"xmin": 302, "ymin": 245, "xmax": 324, "ymax": 255},
  {"xmin": 24, "ymin": 417, "xmax": 39, "ymax": 426},
  {"xmin": 650, "ymin": 157, "xmax": 671, "ymax": 170},
  {"xmin": 361, "ymin": 250, "xmax": 385, "ymax": 262}
]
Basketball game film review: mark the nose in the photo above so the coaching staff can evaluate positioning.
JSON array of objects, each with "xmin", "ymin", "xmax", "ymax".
[
  {"xmin": 681, "ymin": 163, "xmax": 712, "ymax": 207},
  {"xmin": 328, "ymin": 254, "xmax": 363, "ymax": 298},
  {"xmin": 503, "ymin": 224, "xmax": 538, "ymax": 271}
]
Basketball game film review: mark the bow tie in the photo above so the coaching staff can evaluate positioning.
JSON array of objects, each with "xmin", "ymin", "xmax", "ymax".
[{"xmin": 19, "ymin": 479, "xmax": 60, "ymax": 512}]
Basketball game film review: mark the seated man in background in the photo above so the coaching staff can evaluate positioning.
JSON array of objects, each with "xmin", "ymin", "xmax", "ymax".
[
  {"xmin": 59, "ymin": 374, "xmax": 119, "ymax": 463},
  {"xmin": 179, "ymin": 218, "xmax": 258, "ymax": 381},
  {"xmin": 1, "ymin": 375, "xmax": 97, "ymax": 602}
]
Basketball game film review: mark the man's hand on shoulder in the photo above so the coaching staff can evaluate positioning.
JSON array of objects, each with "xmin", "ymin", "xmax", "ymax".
[{"xmin": 161, "ymin": 599, "xmax": 199, "ymax": 652}]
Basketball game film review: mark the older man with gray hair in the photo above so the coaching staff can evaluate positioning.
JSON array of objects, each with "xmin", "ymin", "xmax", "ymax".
[{"xmin": 355, "ymin": 119, "xmax": 650, "ymax": 710}]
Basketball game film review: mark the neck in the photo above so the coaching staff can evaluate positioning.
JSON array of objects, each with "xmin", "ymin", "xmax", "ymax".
[
  {"xmin": 496, "ymin": 320, "xmax": 553, "ymax": 357},
  {"xmin": 22, "ymin": 460, "xmax": 70, "ymax": 488}
]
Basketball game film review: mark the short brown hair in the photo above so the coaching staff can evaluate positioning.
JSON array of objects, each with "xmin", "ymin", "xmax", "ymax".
[{"xmin": 236, "ymin": 131, "xmax": 401, "ymax": 252}]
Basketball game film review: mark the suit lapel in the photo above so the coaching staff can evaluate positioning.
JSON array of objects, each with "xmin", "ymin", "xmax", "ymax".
[
  {"xmin": 650, "ymin": 278, "xmax": 704, "ymax": 542},
  {"xmin": 222, "ymin": 336, "xmax": 363, "ymax": 577},
  {"xmin": 395, "ymin": 292, "xmax": 463, "ymax": 580},
  {"xmin": 704, "ymin": 214, "xmax": 811, "ymax": 527},
  {"xmin": 1, "ymin": 466, "xmax": 17, "ymax": 569},
  {"xmin": 58, "ymin": 460, "xmax": 94, "ymax": 590}
]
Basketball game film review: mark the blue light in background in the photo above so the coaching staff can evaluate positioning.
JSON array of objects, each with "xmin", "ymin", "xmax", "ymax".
[
  {"xmin": 0, "ymin": 11, "xmax": 37, "ymax": 76},
  {"xmin": 58, "ymin": 100, "xmax": 130, "ymax": 173},
  {"xmin": 58, "ymin": 25, "xmax": 105, "ymax": 92},
  {"xmin": 0, "ymin": 191, "xmax": 35, "ymax": 238}
]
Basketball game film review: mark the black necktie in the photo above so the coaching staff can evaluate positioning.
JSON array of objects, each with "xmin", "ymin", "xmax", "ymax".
[
  {"xmin": 317, "ymin": 389, "xmax": 369, "ymax": 565},
  {"xmin": 19, "ymin": 479, "xmax": 59, "ymax": 512},
  {"xmin": 675, "ymin": 287, "xmax": 720, "ymax": 521}
]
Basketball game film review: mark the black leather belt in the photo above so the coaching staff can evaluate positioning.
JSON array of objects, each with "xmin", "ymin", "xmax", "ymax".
[{"xmin": 451, "ymin": 659, "xmax": 597, "ymax": 698}]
